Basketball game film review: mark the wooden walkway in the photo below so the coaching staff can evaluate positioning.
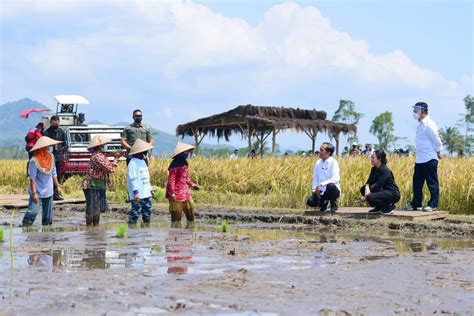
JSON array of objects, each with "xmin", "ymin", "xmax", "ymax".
[
  {"xmin": 0, "ymin": 195, "xmax": 85, "ymax": 209},
  {"xmin": 304, "ymin": 207, "xmax": 448, "ymax": 221}
]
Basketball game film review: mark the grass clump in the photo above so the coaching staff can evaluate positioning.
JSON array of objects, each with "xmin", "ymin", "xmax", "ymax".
[
  {"xmin": 115, "ymin": 224, "xmax": 128, "ymax": 238},
  {"xmin": 0, "ymin": 227, "xmax": 4, "ymax": 242},
  {"xmin": 221, "ymin": 220, "xmax": 228, "ymax": 233}
]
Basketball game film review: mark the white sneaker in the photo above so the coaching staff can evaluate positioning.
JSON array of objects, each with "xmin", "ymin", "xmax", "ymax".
[
  {"xmin": 404, "ymin": 203, "xmax": 421, "ymax": 211},
  {"xmin": 423, "ymin": 206, "xmax": 438, "ymax": 212}
]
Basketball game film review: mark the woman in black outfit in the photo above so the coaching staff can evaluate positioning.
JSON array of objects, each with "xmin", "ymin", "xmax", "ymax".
[{"xmin": 360, "ymin": 150, "xmax": 400, "ymax": 214}]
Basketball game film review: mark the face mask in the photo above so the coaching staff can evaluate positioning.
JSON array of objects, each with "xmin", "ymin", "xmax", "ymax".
[
  {"xmin": 412, "ymin": 111, "xmax": 421, "ymax": 120},
  {"xmin": 182, "ymin": 153, "xmax": 189, "ymax": 159},
  {"xmin": 134, "ymin": 117, "xmax": 142, "ymax": 124},
  {"xmin": 51, "ymin": 125, "xmax": 59, "ymax": 130}
]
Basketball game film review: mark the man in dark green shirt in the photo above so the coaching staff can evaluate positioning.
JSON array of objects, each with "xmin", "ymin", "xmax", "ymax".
[
  {"xmin": 121, "ymin": 109, "xmax": 154, "ymax": 164},
  {"xmin": 44, "ymin": 115, "xmax": 68, "ymax": 200}
]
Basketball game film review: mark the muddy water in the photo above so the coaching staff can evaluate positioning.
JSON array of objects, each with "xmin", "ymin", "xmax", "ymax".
[{"xmin": 1, "ymin": 214, "xmax": 473, "ymax": 315}]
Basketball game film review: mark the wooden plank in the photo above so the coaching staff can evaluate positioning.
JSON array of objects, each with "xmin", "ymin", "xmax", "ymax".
[
  {"xmin": 1, "ymin": 197, "xmax": 85, "ymax": 209},
  {"xmin": 304, "ymin": 207, "xmax": 447, "ymax": 221}
]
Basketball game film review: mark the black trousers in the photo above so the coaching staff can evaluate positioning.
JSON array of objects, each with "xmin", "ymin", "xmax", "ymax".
[
  {"xmin": 321, "ymin": 183, "xmax": 340, "ymax": 203},
  {"xmin": 411, "ymin": 159, "xmax": 439, "ymax": 208},
  {"xmin": 360, "ymin": 186, "xmax": 400, "ymax": 210},
  {"xmin": 307, "ymin": 183, "xmax": 340, "ymax": 208}
]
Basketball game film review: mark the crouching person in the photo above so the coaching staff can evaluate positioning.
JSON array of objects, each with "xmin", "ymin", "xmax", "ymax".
[
  {"xmin": 22, "ymin": 136, "xmax": 62, "ymax": 227},
  {"xmin": 82, "ymin": 136, "xmax": 120, "ymax": 226},
  {"xmin": 127, "ymin": 139, "xmax": 154, "ymax": 225},
  {"xmin": 360, "ymin": 150, "xmax": 400, "ymax": 215},
  {"xmin": 306, "ymin": 142, "xmax": 341, "ymax": 212},
  {"xmin": 166, "ymin": 142, "xmax": 199, "ymax": 228}
]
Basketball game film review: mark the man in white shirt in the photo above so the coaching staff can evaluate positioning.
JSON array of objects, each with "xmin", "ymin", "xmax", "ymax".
[
  {"xmin": 230, "ymin": 149, "xmax": 239, "ymax": 160},
  {"xmin": 306, "ymin": 142, "xmax": 341, "ymax": 212},
  {"xmin": 405, "ymin": 102, "xmax": 443, "ymax": 212}
]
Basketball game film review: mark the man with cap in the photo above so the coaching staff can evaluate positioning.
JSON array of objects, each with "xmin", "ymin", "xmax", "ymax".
[
  {"xmin": 166, "ymin": 142, "xmax": 200, "ymax": 227},
  {"xmin": 349, "ymin": 142, "xmax": 362, "ymax": 156},
  {"xmin": 82, "ymin": 135, "xmax": 121, "ymax": 226},
  {"xmin": 22, "ymin": 136, "xmax": 62, "ymax": 226},
  {"xmin": 121, "ymin": 109, "xmax": 154, "ymax": 164},
  {"xmin": 127, "ymin": 139, "xmax": 154, "ymax": 225},
  {"xmin": 405, "ymin": 102, "xmax": 443, "ymax": 212}
]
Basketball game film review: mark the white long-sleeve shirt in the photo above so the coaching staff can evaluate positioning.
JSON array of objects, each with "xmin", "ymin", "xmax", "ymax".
[
  {"xmin": 311, "ymin": 156, "xmax": 341, "ymax": 194},
  {"xmin": 416, "ymin": 115, "xmax": 443, "ymax": 163},
  {"xmin": 127, "ymin": 157, "xmax": 152, "ymax": 200}
]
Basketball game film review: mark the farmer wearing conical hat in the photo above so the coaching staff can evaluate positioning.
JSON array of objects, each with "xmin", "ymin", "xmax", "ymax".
[
  {"xmin": 22, "ymin": 136, "xmax": 63, "ymax": 226},
  {"xmin": 81, "ymin": 135, "xmax": 121, "ymax": 226},
  {"xmin": 166, "ymin": 142, "xmax": 200, "ymax": 227},
  {"xmin": 127, "ymin": 139, "xmax": 154, "ymax": 225}
]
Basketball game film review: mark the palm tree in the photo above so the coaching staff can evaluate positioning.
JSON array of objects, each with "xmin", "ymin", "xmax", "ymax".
[{"xmin": 439, "ymin": 126, "xmax": 463, "ymax": 156}]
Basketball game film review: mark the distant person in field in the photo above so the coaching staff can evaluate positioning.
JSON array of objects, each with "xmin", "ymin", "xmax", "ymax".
[
  {"xmin": 230, "ymin": 149, "xmax": 239, "ymax": 160},
  {"xmin": 166, "ymin": 142, "xmax": 200, "ymax": 228},
  {"xmin": 360, "ymin": 150, "xmax": 400, "ymax": 215},
  {"xmin": 306, "ymin": 142, "xmax": 341, "ymax": 212},
  {"xmin": 349, "ymin": 142, "xmax": 362, "ymax": 156},
  {"xmin": 44, "ymin": 116, "xmax": 68, "ymax": 200},
  {"xmin": 24, "ymin": 122, "xmax": 44, "ymax": 176},
  {"xmin": 82, "ymin": 136, "xmax": 120, "ymax": 226},
  {"xmin": 22, "ymin": 136, "xmax": 62, "ymax": 227},
  {"xmin": 25, "ymin": 122, "xmax": 44, "ymax": 157},
  {"xmin": 247, "ymin": 149, "xmax": 256, "ymax": 159},
  {"xmin": 405, "ymin": 102, "xmax": 443, "ymax": 212},
  {"xmin": 363, "ymin": 143, "xmax": 374, "ymax": 156},
  {"xmin": 121, "ymin": 109, "xmax": 154, "ymax": 165},
  {"xmin": 127, "ymin": 139, "xmax": 154, "ymax": 225}
]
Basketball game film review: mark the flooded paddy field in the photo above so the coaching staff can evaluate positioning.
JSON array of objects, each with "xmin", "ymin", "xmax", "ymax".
[{"xmin": 1, "ymin": 208, "xmax": 473, "ymax": 315}]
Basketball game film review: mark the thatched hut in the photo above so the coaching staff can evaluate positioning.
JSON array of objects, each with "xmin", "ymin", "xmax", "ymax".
[{"xmin": 176, "ymin": 104, "xmax": 356, "ymax": 156}]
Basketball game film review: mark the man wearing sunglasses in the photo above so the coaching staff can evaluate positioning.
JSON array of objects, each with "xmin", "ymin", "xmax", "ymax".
[
  {"xmin": 405, "ymin": 102, "xmax": 443, "ymax": 212},
  {"xmin": 121, "ymin": 109, "xmax": 154, "ymax": 164}
]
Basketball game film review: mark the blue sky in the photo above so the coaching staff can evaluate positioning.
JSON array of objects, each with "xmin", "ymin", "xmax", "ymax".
[{"xmin": 1, "ymin": 0, "xmax": 472, "ymax": 151}]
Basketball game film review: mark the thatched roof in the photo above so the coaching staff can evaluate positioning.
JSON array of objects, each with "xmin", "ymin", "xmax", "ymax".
[{"xmin": 176, "ymin": 104, "xmax": 356, "ymax": 141}]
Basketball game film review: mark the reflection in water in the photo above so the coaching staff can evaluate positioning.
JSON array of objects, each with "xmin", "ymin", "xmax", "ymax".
[
  {"xmin": 28, "ymin": 250, "xmax": 65, "ymax": 270},
  {"xmin": 166, "ymin": 227, "xmax": 193, "ymax": 275}
]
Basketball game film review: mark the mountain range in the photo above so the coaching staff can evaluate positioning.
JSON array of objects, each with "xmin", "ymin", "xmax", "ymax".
[{"xmin": 0, "ymin": 98, "xmax": 233, "ymax": 155}]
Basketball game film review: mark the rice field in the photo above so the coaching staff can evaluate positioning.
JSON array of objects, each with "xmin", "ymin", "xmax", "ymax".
[{"xmin": 0, "ymin": 156, "xmax": 472, "ymax": 214}]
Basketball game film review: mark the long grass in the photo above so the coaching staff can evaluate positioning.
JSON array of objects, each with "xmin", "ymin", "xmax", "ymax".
[{"xmin": 0, "ymin": 156, "xmax": 472, "ymax": 214}]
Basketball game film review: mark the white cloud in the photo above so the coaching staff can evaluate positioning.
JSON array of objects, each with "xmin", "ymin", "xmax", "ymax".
[{"xmin": 8, "ymin": 0, "xmax": 454, "ymax": 91}]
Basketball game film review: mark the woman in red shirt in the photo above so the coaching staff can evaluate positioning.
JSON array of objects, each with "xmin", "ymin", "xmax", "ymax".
[{"xmin": 166, "ymin": 142, "xmax": 199, "ymax": 227}]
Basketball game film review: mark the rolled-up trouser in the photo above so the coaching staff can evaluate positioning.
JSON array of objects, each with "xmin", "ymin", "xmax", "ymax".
[
  {"xmin": 169, "ymin": 200, "xmax": 195, "ymax": 222},
  {"xmin": 22, "ymin": 195, "xmax": 54, "ymax": 226},
  {"xmin": 129, "ymin": 197, "xmax": 153, "ymax": 224},
  {"xmin": 360, "ymin": 186, "xmax": 400, "ymax": 210}
]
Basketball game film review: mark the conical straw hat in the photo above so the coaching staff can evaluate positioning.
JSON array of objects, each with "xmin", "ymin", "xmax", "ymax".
[
  {"xmin": 129, "ymin": 139, "xmax": 154, "ymax": 156},
  {"xmin": 88, "ymin": 135, "xmax": 112, "ymax": 149},
  {"xmin": 30, "ymin": 136, "xmax": 63, "ymax": 152},
  {"xmin": 172, "ymin": 142, "xmax": 194, "ymax": 158}
]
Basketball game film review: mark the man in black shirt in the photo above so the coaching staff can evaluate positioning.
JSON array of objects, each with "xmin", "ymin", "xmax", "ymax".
[{"xmin": 44, "ymin": 115, "xmax": 68, "ymax": 200}]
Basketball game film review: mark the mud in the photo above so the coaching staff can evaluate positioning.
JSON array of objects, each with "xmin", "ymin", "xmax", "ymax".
[{"xmin": 1, "ymin": 206, "xmax": 473, "ymax": 315}]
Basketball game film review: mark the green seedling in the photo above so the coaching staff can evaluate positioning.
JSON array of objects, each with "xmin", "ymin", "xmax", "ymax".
[
  {"xmin": 115, "ymin": 224, "xmax": 128, "ymax": 238},
  {"xmin": 221, "ymin": 220, "xmax": 228, "ymax": 233},
  {"xmin": 0, "ymin": 227, "xmax": 4, "ymax": 242},
  {"xmin": 152, "ymin": 187, "xmax": 165, "ymax": 202}
]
